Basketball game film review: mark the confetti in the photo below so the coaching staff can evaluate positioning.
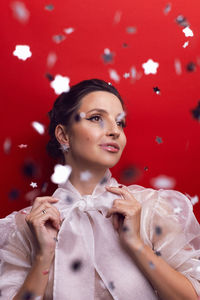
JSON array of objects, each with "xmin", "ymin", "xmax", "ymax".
[
  {"xmin": 22, "ymin": 161, "xmax": 37, "ymax": 177},
  {"xmin": 174, "ymin": 59, "xmax": 182, "ymax": 75},
  {"xmin": 175, "ymin": 15, "xmax": 189, "ymax": 27},
  {"xmin": 122, "ymin": 42, "xmax": 128, "ymax": 48},
  {"xmin": 50, "ymin": 74, "xmax": 70, "ymax": 95},
  {"xmin": 142, "ymin": 59, "xmax": 159, "ymax": 75},
  {"xmin": 150, "ymin": 175, "xmax": 176, "ymax": 189},
  {"xmin": 163, "ymin": 3, "xmax": 171, "ymax": 15},
  {"xmin": 155, "ymin": 226, "xmax": 162, "ymax": 235},
  {"xmin": 46, "ymin": 73, "xmax": 54, "ymax": 81},
  {"xmin": 65, "ymin": 195, "xmax": 74, "ymax": 204},
  {"xmin": 102, "ymin": 48, "xmax": 114, "ymax": 64},
  {"xmin": 155, "ymin": 250, "xmax": 162, "ymax": 256},
  {"xmin": 185, "ymin": 193, "xmax": 199, "ymax": 205},
  {"xmin": 153, "ymin": 87, "xmax": 160, "ymax": 94},
  {"xmin": 41, "ymin": 182, "xmax": 48, "ymax": 193},
  {"xmin": 191, "ymin": 101, "xmax": 200, "ymax": 121},
  {"xmin": 183, "ymin": 41, "xmax": 189, "ymax": 48},
  {"xmin": 80, "ymin": 170, "xmax": 92, "ymax": 181},
  {"xmin": 51, "ymin": 164, "xmax": 72, "ymax": 184},
  {"xmin": 18, "ymin": 144, "xmax": 28, "ymax": 148},
  {"xmin": 122, "ymin": 225, "xmax": 129, "ymax": 232},
  {"xmin": 47, "ymin": 52, "xmax": 57, "ymax": 68},
  {"xmin": 108, "ymin": 281, "xmax": 115, "ymax": 290},
  {"xmin": 144, "ymin": 166, "xmax": 149, "ymax": 171},
  {"xmin": 173, "ymin": 207, "xmax": 182, "ymax": 214},
  {"xmin": 155, "ymin": 136, "xmax": 163, "ymax": 144},
  {"xmin": 11, "ymin": 1, "xmax": 30, "ymax": 23},
  {"xmin": 120, "ymin": 166, "xmax": 140, "ymax": 183},
  {"xmin": 8, "ymin": 188, "xmax": 20, "ymax": 200},
  {"xmin": 53, "ymin": 237, "xmax": 58, "ymax": 242},
  {"xmin": 13, "ymin": 45, "xmax": 32, "ymax": 61},
  {"xmin": 116, "ymin": 111, "xmax": 126, "ymax": 123},
  {"xmin": 64, "ymin": 27, "xmax": 75, "ymax": 34},
  {"xmin": 123, "ymin": 72, "xmax": 130, "ymax": 79},
  {"xmin": 149, "ymin": 261, "xmax": 155, "ymax": 269},
  {"xmin": 30, "ymin": 182, "xmax": 37, "ymax": 188},
  {"xmin": 100, "ymin": 176, "xmax": 109, "ymax": 185},
  {"xmin": 45, "ymin": 4, "xmax": 54, "ymax": 11},
  {"xmin": 113, "ymin": 10, "xmax": 122, "ymax": 24},
  {"xmin": 71, "ymin": 259, "xmax": 82, "ymax": 271},
  {"xmin": 186, "ymin": 62, "xmax": 196, "ymax": 72},
  {"xmin": 126, "ymin": 26, "xmax": 137, "ymax": 34},
  {"xmin": 52, "ymin": 34, "xmax": 66, "ymax": 44},
  {"xmin": 109, "ymin": 69, "xmax": 120, "ymax": 82},
  {"xmin": 31, "ymin": 121, "xmax": 45, "ymax": 135},
  {"xmin": 21, "ymin": 291, "xmax": 35, "ymax": 300},
  {"xmin": 182, "ymin": 26, "xmax": 194, "ymax": 37},
  {"xmin": 74, "ymin": 112, "xmax": 86, "ymax": 122},
  {"xmin": 3, "ymin": 138, "xmax": 12, "ymax": 154}
]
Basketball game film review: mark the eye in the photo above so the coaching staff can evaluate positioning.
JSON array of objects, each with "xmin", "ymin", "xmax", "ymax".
[
  {"xmin": 117, "ymin": 120, "xmax": 126, "ymax": 128},
  {"xmin": 87, "ymin": 115, "xmax": 102, "ymax": 122}
]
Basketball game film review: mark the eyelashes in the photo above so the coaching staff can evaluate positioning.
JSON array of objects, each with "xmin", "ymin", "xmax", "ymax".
[{"xmin": 86, "ymin": 115, "xmax": 126, "ymax": 128}]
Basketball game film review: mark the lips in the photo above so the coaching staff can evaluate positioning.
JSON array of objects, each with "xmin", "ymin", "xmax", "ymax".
[{"xmin": 99, "ymin": 143, "xmax": 120, "ymax": 152}]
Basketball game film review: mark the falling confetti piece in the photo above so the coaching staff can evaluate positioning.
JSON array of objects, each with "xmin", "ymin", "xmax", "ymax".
[
  {"xmin": 21, "ymin": 291, "xmax": 35, "ymax": 300},
  {"xmin": 51, "ymin": 164, "xmax": 72, "ymax": 184},
  {"xmin": 149, "ymin": 261, "xmax": 156, "ymax": 269},
  {"xmin": 183, "ymin": 41, "xmax": 189, "ymax": 48},
  {"xmin": 3, "ymin": 138, "xmax": 12, "ymax": 154},
  {"xmin": 123, "ymin": 72, "xmax": 130, "ymax": 78},
  {"xmin": 144, "ymin": 166, "xmax": 149, "ymax": 171},
  {"xmin": 65, "ymin": 195, "xmax": 74, "ymax": 204},
  {"xmin": 45, "ymin": 4, "xmax": 54, "ymax": 11},
  {"xmin": 155, "ymin": 136, "xmax": 163, "ymax": 144},
  {"xmin": 182, "ymin": 26, "xmax": 194, "ymax": 37},
  {"xmin": 116, "ymin": 111, "xmax": 126, "ymax": 123},
  {"xmin": 153, "ymin": 87, "xmax": 160, "ymax": 94},
  {"xmin": 30, "ymin": 182, "xmax": 37, "ymax": 188},
  {"xmin": 109, "ymin": 69, "xmax": 120, "ymax": 82},
  {"xmin": 22, "ymin": 161, "xmax": 38, "ymax": 177},
  {"xmin": 11, "ymin": 1, "xmax": 30, "ymax": 23},
  {"xmin": 13, "ymin": 45, "xmax": 32, "ymax": 61},
  {"xmin": 175, "ymin": 15, "xmax": 189, "ymax": 27},
  {"xmin": 46, "ymin": 73, "xmax": 54, "ymax": 81},
  {"xmin": 113, "ymin": 10, "xmax": 122, "ymax": 24},
  {"xmin": 120, "ymin": 165, "xmax": 140, "ymax": 183},
  {"xmin": 108, "ymin": 281, "xmax": 115, "ymax": 290},
  {"xmin": 31, "ymin": 121, "xmax": 45, "ymax": 134},
  {"xmin": 191, "ymin": 101, "xmax": 200, "ymax": 121},
  {"xmin": 155, "ymin": 250, "xmax": 162, "ymax": 256},
  {"xmin": 142, "ymin": 59, "xmax": 159, "ymax": 75},
  {"xmin": 71, "ymin": 259, "xmax": 82, "ymax": 271},
  {"xmin": 50, "ymin": 74, "xmax": 70, "ymax": 95},
  {"xmin": 52, "ymin": 34, "xmax": 66, "ymax": 43},
  {"xmin": 64, "ymin": 27, "xmax": 75, "ymax": 34},
  {"xmin": 173, "ymin": 207, "xmax": 182, "ymax": 214},
  {"xmin": 155, "ymin": 226, "xmax": 162, "ymax": 235},
  {"xmin": 150, "ymin": 175, "xmax": 176, "ymax": 189},
  {"xmin": 126, "ymin": 26, "xmax": 137, "ymax": 34},
  {"xmin": 47, "ymin": 52, "xmax": 57, "ymax": 68},
  {"xmin": 174, "ymin": 59, "xmax": 182, "ymax": 75},
  {"xmin": 163, "ymin": 3, "xmax": 171, "ymax": 15},
  {"xmin": 18, "ymin": 144, "xmax": 28, "ymax": 148},
  {"xmin": 8, "ymin": 188, "xmax": 20, "ymax": 200},
  {"xmin": 185, "ymin": 193, "xmax": 199, "ymax": 205},
  {"xmin": 80, "ymin": 170, "xmax": 92, "ymax": 181},
  {"xmin": 186, "ymin": 62, "xmax": 196, "ymax": 72},
  {"xmin": 41, "ymin": 182, "xmax": 48, "ymax": 193},
  {"xmin": 102, "ymin": 48, "xmax": 114, "ymax": 64}
]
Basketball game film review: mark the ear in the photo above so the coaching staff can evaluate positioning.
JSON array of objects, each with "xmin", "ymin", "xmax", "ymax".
[{"xmin": 55, "ymin": 124, "xmax": 70, "ymax": 147}]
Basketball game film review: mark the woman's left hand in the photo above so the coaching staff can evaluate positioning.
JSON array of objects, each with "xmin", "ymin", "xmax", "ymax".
[{"xmin": 105, "ymin": 185, "xmax": 142, "ymax": 248}]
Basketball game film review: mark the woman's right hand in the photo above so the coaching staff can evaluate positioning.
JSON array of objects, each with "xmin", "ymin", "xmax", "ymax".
[{"xmin": 25, "ymin": 196, "xmax": 61, "ymax": 260}]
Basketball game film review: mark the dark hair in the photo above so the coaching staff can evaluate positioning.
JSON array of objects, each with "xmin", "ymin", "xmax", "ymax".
[{"xmin": 46, "ymin": 78, "xmax": 125, "ymax": 164}]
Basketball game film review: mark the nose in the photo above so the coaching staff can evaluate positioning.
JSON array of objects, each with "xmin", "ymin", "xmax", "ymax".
[{"xmin": 106, "ymin": 121, "xmax": 120, "ymax": 139}]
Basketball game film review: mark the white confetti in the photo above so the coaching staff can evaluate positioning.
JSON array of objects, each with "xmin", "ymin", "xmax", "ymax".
[
  {"xmin": 50, "ymin": 74, "xmax": 70, "ymax": 95},
  {"xmin": 182, "ymin": 26, "xmax": 194, "ymax": 37},
  {"xmin": 18, "ymin": 144, "xmax": 28, "ymax": 148},
  {"xmin": 51, "ymin": 164, "xmax": 72, "ymax": 184},
  {"xmin": 3, "ymin": 138, "xmax": 12, "ymax": 154},
  {"xmin": 109, "ymin": 69, "xmax": 120, "ymax": 82},
  {"xmin": 150, "ymin": 175, "xmax": 176, "ymax": 189},
  {"xmin": 174, "ymin": 59, "xmax": 182, "ymax": 75},
  {"xmin": 163, "ymin": 3, "xmax": 171, "ymax": 15},
  {"xmin": 142, "ymin": 59, "xmax": 159, "ymax": 75},
  {"xmin": 30, "ymin": 182, "xmax": 37, "ymax": 188},
  {"xmin": 116, "ymin": 111, "xmax": 126, "ymax": 122},
  {"xmin": 64, "ymin": 27, "xmax": 75, "ymax": 34},
  {"xmin": 173, "ymin": 207, "xmax": 182, "ymax": 214},
  {"xmin": 123, "ymin": 72, "xmax": 130, "ymax": 79},
  {"xmin": 47, "ymin": 52, "xmax": 57, "ymax": 68},
  {"xmin": 185, "ymin": 193, "xmax": 199, "ymax": 206},
  {"xmin": 13, "ymin": 45, "xmax": 32, "ymax": 61},
  {"xmin": 31, "ymin": 121, "xmax": 45, "ymax": 135},
  {"xmin": 80, "ymin": 170, "xmax": 92, "ymax": 181},
  {"xmin": 11, "ymin": 1, "xmax": 30, "ymax": 23},
  {"xmin": 183, "ymin": 41, "xmax": 189, "ymax": 48},
  {"xmin": 113, "ymin": 10, "xmax": 122, "ymax": 24}
]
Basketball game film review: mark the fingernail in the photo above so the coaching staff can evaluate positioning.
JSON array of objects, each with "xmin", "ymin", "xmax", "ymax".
[{"xmin": 118, "ymin": 185, "xmax": 123, "ymax": 188}]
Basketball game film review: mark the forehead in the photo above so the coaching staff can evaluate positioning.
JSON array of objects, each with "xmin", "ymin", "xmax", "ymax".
[{"xmin": 79, "ymin": 91, "xmax": 124, "ymax": 114}]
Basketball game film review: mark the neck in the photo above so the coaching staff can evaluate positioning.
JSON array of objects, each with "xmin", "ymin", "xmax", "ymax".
[{"xmin": 67, "ymin": 162, "xmax": 108, "ymax": 196}]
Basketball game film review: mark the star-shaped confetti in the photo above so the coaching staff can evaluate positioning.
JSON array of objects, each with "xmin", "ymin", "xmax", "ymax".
[
  {"xmin": 13, "ymin": 45, "xmax": 32, "ymax": 61},
  {"xmin": 30, "ymin": 182, "xmax": 37, "ymax": 188},
  {"xmin": 153, "ymin": 87, "xmax": 160, "ymax": 94},
  {"xmin": 182, "ymin": 26, "xmax": 194, "ymax": 37},
  {"xmin": 18, "ymin": 144, "xmax": 28, "ymax": 148},
  {"xmin": 50, "ymin": 74, "xmax": 70, "ymax": 95},
  {"xmin": 142, "ymin": 59, "xmax": 159, "ymax": 75}
]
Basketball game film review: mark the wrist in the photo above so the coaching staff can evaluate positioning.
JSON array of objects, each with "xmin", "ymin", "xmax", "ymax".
[
  {"xmin": 35, "ymin": 253, "xmax": 54, "ymax": 267},
  {"xmin": 129, "ymin": 239, "xmax": 145, "ymax": 253}
]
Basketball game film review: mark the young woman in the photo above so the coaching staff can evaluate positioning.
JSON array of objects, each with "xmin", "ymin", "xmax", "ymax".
[{"xmin": 0, "ymin": 79, "xmax": 200, "ymax": 300}]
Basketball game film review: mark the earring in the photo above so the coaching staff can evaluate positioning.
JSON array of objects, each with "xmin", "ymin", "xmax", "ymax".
[{"xmin": 60, "ymin": 144, "xmax": 70, "ymax": 152}]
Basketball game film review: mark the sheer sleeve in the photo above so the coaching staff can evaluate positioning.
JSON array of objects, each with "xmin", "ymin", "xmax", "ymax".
[
  {"xmin": 0, "ymin": 209, "xmax": 32, "ymax": 299},
  {"xmin": 128, "ymin": 185, "xmax": 200, "ymax": 296}
]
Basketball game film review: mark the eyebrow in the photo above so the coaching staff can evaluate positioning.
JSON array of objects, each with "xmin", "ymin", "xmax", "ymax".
[{"xmin": 86, "ymin": 108, "xmax": 126, "ymax": 119}]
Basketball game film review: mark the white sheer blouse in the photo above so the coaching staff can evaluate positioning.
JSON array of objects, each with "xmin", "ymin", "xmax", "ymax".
[{"xmin": 1, "ymin": 169, "xmax": 200, "ymax": 300}]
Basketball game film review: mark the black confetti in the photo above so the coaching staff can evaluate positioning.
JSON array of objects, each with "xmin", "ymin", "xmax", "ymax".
[
  {"xmin": 102, "ymin": 51, "xmax": 114, "ymax": 64},
  {"xmin": 108, "ymin": 281, "xmax": 115, "ymax": 290},
  {"xmin": 155, "ymin": 250, "xmax": 162, "ymax": 256},
  {"xmin": 155, "ymin": 226, "xmax": 162, "ymax": 235},
  {"xmin": 122, "ymin": 42, "xmax": 128, "ymax": 48},
  {"xmin": 45, "ymin": 73, "xmax": 54, "ymax": 81},
  {"xmin": 21, "ymin": 161, "xmax": 38, "ymax": 178},
  {"xmin": 186, "ymin": 62, "xmax": 196, "ymax": 72},
  {"xmin": 191, "ymin": 101, "xmax": 200, "ymax": 121},
  {"xmin": 122, "ymin": 225, "xmax": 129, "ymax": 232},
  {"xmin": 120, "ymin": 165, "xmax": 140, "ymax": 183},
  {"xmin": 8, "ymin": 188, "xmax": 20, "ymax": 200},
  {"xmin": 53, "ymin": 237, "xmax": 58, "ymax": 242},
  {"xmin": 52, "ymin": 34, "xmax": 66, "ymax": 43},
  {"xmin": 45, "ymin": 4, "xmax": 54, "ymax": 11},
  {"xmin": 155, "ymin": 136, "xmax": 163, "ymax": 144},
  {"xmin": 41, "ymin": 182, "xmax": 48, "ymax": 193},
  {"xmin": 21, "ymin": 291, "xmax": 35, "ymax": 300},
  {"xmin": 66, "ymin": 195, "xmax": 74, "ymax": 204},
  {"xmin": 175, "ymin": 15, "xmax": 189, "ymax": 27},
  {"xmin": 71, "ymin": 259, "xmax": 82, "ymax": 272},
  {"xmin": 100, "ymin": 176, "xmax": 108, "ymax": 185},
  {"xmin": 153, "ymin": 87, "xmax": 160, "ymax": 94},
  {"xmin": 149, "ymin": 261, "xmax": 155, "ymax": 269},
  {"xmin": 144, "ymin": 166, "xmax": 149, "ymax": 171}
]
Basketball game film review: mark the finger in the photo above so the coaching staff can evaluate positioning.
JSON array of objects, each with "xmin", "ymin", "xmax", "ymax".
[
  {"xmin": 31, "ymin": 202, "xmax": 60, "ymax": 218},
  {"xmin": 27, "ymin": 210, "xmax": 61, "ymax": 230},
  {"xmin": 32, "ymin": 196, "xmax": 59, "ymax": 210},
  {"xmin": 106, "ymin": 206, "xmax": 127, "ymax": 218},
  {"xmin": 106, "ymin": 186, "xmax": 135, "ymax": 202}
]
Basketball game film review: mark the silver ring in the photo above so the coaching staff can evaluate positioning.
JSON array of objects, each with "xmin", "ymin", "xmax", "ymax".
[{"xmin": 42, "ymin": 209, "xmax": 47, "ymax": 214}]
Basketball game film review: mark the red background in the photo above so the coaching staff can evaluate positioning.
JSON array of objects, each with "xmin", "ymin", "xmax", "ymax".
[{"xmin": 0, "ymin": 0, "xmax": 200, "ymax": 220}]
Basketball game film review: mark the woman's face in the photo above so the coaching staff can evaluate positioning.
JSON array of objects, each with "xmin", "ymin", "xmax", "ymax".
[{"xmin": 66, "ymin": 91, "xmax": 127, "ymax": 170}]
